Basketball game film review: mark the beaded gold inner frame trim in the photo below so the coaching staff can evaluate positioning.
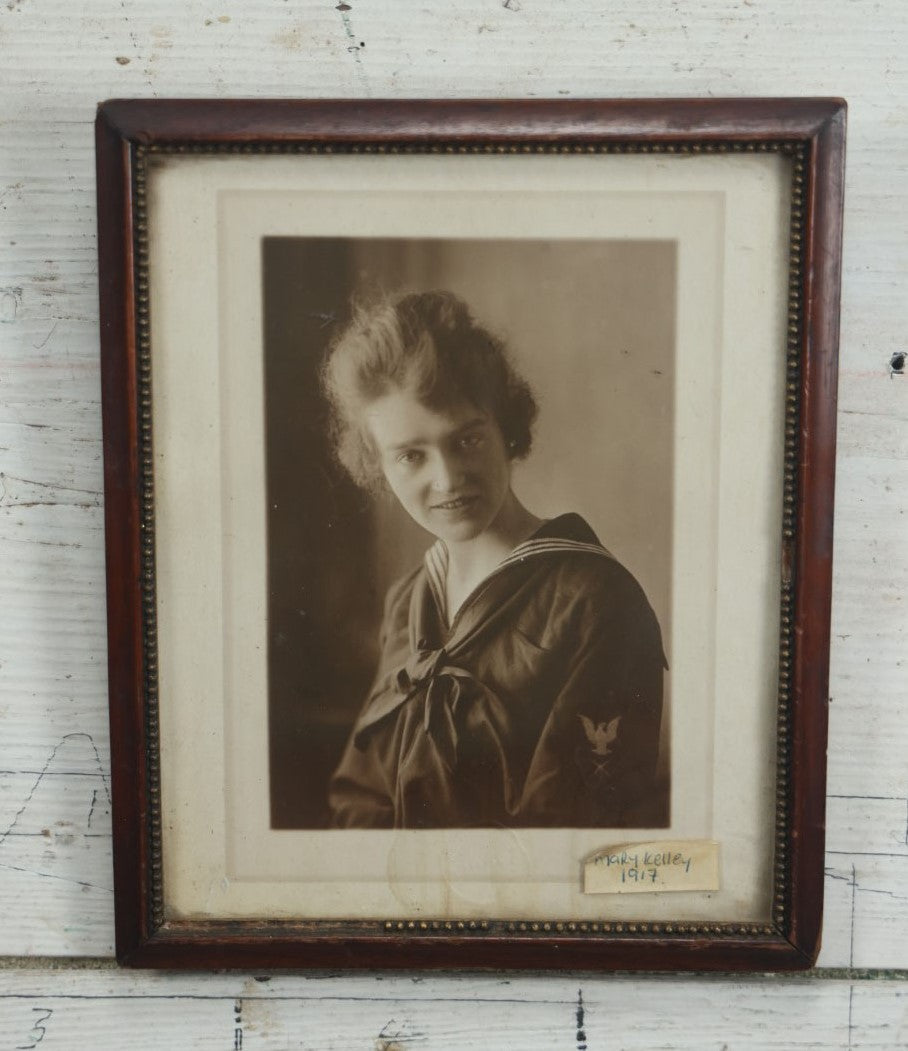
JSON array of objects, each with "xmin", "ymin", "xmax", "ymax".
[{"xmin": 131, "ymin": 138, "xmax": 806, "ymax": 944}]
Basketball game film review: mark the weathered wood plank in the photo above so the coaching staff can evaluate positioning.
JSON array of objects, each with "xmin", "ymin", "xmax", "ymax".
[
  {"xmin": 826, "ymin": 798, "xmax": 908, "ymax": 858},
  {"xmin": 0, "ymin": 970, "xmax": 905, "ymax": 1049}
]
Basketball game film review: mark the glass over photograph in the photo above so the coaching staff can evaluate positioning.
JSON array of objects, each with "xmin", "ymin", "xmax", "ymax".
[{"xmin": 149, "ymin": 149, "xmax": 787, "ymax": 922}]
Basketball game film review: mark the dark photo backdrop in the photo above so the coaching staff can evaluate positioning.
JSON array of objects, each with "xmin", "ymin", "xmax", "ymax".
[{"xmin": 263, "ymin": 237, "xmax": 676, "ymax": 828}]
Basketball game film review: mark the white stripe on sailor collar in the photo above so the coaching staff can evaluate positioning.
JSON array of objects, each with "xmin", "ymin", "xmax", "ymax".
[{"xmin": 422, "ymin": 534, "xmax": 615, "ymax": 627}]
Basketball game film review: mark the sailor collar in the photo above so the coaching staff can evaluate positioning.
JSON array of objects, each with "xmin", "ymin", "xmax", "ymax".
[
  {"xmin": 423, "ymin": 522, "xmax": 614, "ymax": 631},
  {"xmin": 353, "ymin": 514, "xmax": 615, "ymax": 745}
]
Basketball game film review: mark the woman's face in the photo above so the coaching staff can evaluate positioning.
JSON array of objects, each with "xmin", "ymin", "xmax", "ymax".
[{"xmin": 364, "ymin": 385, "xmax": 513, "ymax": 545}]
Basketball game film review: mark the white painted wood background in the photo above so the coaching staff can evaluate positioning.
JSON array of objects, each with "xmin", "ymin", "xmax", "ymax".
[{"xmin": 1, "ymin": 0, "xmax": 906, "ymax": 1046}]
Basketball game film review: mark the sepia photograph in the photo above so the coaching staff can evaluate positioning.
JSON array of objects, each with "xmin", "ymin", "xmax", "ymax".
[{"xmin": 263, "ymin": 238, "xmax": 674, "ymax": 833}]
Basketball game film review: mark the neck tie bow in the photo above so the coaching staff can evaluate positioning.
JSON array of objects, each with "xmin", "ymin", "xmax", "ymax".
[{"xmin": 395, "ymin": 647, "xmax": 483, "ymax": 771}]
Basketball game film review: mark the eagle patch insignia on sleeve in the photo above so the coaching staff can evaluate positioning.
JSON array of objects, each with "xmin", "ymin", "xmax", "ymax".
[
  {"xmin": 578, "ymin": 714, "xmax": 622, "ymax": 758},
  {"xmin": 573, "ymin": 713, "xmax": 624, "ymax": 803}
]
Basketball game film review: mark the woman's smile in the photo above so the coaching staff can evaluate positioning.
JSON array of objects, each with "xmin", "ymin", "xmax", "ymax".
[{"xmin": 431, "ymin": 494, "xmax": 480, "ymax": 512}]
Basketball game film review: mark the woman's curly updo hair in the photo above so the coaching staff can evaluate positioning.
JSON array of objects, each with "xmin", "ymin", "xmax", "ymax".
[{"xmin": 321, "ymin": 290, "xmax": 538, "ymax": 490}]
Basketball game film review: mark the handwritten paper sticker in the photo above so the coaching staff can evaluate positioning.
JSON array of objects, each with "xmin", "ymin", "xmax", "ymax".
[{"xmin": 583, "ymin": 840, "xmax": 720, "ymax": 894}]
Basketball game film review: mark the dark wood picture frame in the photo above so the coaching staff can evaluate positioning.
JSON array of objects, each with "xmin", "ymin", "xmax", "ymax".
[{"xmin": 96, "ymin": 97, "xmax": 845, "ymax": 971}]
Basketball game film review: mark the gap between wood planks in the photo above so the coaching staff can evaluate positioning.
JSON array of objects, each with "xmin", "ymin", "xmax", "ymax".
[{"xmin": 0, "ymin": 958, "xmax": 907, "ymax": 981}]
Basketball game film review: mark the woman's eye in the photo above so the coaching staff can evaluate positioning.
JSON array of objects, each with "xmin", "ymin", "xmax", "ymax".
[
  {"xmin": 459, "ymin": 434, "xmax": 483, "ymax": 450},
  {"xmin": 397, "ymin": 450, "xmax": 423, "ymax": 466}
]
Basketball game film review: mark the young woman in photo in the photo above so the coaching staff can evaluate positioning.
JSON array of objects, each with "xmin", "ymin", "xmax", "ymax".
[{"xmin": 322, "ymin": 290, "xmax": 666, "ymax": 829}]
